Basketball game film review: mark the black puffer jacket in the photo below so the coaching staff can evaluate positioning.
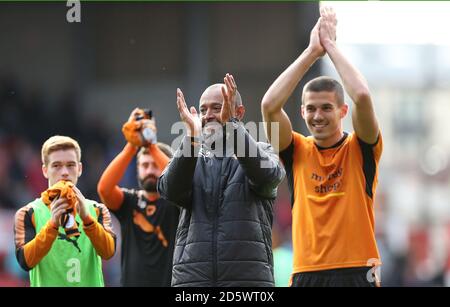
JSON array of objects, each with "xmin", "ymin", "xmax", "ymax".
[{"xmin": 158, "ymin": 122, "xmax": 285, "ymax": 287}]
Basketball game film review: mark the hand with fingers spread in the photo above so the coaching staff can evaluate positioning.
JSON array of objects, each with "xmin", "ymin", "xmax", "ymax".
[
  {"xmin": 319, "ymin": 6, "xmax": 338, "ymax": 51},
  {"xmin": 220, "ymin": 73, "xmax": 238, "ymax": 124},
  {"xmin": 176, "ymin": 88, "xmax": 202, "ymax": 137}
]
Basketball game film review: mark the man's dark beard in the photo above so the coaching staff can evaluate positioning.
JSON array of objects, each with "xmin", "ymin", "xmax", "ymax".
[{"xmin": 138, "ymin": 175, "xmax": 158, "ymax": 192}]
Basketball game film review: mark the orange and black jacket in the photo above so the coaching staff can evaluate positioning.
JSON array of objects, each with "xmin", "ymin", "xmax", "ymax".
[
  {"xmin": 14, "ymin": 202, "xmax": 116, "ymax": 271},
  {"xmin": 97, "ymin": 143, "xmax": 179, "ymax": 287}
]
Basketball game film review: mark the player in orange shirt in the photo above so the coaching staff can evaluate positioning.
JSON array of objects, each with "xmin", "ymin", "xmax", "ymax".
[{"xmin": 261, "ymin": 6, "xmax": 382, "ymax": 286}]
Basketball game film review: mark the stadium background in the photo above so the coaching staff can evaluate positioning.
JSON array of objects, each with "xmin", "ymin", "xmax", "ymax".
[{"xmin": 1, "ymin": 2, "xmax": 450, "ymax": 287}]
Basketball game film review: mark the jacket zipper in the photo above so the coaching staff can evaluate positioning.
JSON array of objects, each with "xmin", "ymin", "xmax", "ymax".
[
  {"xmin": 213, "ymin": 157, "xmax": 226, "ymax": 286},
  {"xmin": 212, "ymin": 207, "xmax": 218, "ymax": 286},
  {"xmin": 212, "ymin": 158, "xmax": 222, "ymax": 287}
]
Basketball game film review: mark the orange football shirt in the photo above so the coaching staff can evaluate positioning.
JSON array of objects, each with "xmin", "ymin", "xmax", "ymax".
[{"xmin": 280, "ymin": 131, "xmax": 382, "ymax": 274}]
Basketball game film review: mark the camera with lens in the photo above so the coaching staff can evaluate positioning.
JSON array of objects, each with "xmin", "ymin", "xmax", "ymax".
[{"xmin": 135, "ymin": 109, "xmax": 152, "ymax": 121}]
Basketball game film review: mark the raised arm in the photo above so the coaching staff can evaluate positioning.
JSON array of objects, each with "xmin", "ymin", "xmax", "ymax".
[
  {"xmin": 319, "ymin": 6, "xmax": 379, "ymax": 144},
  {"xmin": 261, "ymin": 19, "xmax": 325, "ymax": 151},
  {"xmin": 157, "ymin": 89, "xmax": 202, "ymax": 209},
  {"xmin": 98, "ymin": 108, "xmax": 171, "ymax": 211},
  {"xmin": 97, "ymin": 143, "xmax": 137, "ymax": 211},
  {"xmin": 148, "ymin": 143, "xmax": 170, "ymax": 171},
  {"xmin": 221, "ymin": 74, "xmax": 285, "ymax": 198},
  {"xmin": 97, "ymin": 108, "xmax": 145, "ymax": 210}
]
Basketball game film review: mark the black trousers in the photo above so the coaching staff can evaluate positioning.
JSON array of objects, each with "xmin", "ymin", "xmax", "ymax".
[{"xmin": 291, "ymin": 267, "xmax": 379, "ymax": 287}]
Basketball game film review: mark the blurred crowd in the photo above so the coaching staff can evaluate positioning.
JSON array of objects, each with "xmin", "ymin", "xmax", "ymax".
[{"xmin": 0, "ymin": 76, "xmax": 115, "ymax": 205}]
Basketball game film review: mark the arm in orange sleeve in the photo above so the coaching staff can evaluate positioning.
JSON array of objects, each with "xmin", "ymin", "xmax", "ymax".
[
  {"xmin": 148, "ymin": 143, "xmax": 170, "ymax": 172},
  {"xmin": 97, "ymin": 143, "xmax": 138, "ymax": 211},
  {"xmin": 14, "ymin": 205, "xmax": 59, "ymax": 271},
  {"xmin": 82, "ymin": 203, "xmax": 116, "ymax": 260}
]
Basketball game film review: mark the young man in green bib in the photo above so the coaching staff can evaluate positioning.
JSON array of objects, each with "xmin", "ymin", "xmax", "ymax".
[{"xmin": 14, "ymin": 135, "xmax": 116, "ymax": 287}]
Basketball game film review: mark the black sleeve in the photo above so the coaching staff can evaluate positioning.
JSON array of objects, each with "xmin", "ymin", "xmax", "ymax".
[
  {"xmin": 14, "ymin": 207, "xmax": 36, "ymax": 271},
  {"xmin": 279, "ymin": 138, "xmax": 294, "ymax": 172},
  {"xmin": 232, "ymin": 122, "xmax": 286, "ymax": 199},
  {"xmin": 113, "ymin": 188, "xmax": 139, "ymax": 221},
  {"xmin": 279, "ymin": 139, "xmax": 295, "ymax": 207},
  {"xmin": 157, "ymin": 136, "xmax": 198, "ymax": 209},
  {"xmin": 357, "ymin": 136, "xmax": 379, "ymax": 199}
]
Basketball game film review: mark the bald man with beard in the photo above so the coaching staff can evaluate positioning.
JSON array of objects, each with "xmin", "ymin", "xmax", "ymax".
[{"xmin": 158, "ymin": 73, "xmax": 285, "ymax": 287}]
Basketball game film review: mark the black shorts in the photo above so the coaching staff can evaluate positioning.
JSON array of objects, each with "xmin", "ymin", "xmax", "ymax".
[{"xmin": 291, "ymin": 267, "xmax": 379, "ymax": 287}]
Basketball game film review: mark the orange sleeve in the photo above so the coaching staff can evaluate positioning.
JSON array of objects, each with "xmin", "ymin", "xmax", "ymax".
[
  {"xmin": 97, "ymin": 143, "xmax": 138, "ymax": 211},
  {"xmin": 83, "ymin": 204, "xmax": 116, "ymax": 260},
  {"xmin": 14, "ymin": 204, "xmax": 59, "ymax": 270},
  {"xmin": 23, "ymin": 222, "xmax": 58, "ymax": 269},
  {"xmin": 148, "ymin": 143, "xmax": 170, "ymax": 171}
]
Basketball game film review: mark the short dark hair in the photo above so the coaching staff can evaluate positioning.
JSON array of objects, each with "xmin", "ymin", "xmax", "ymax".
[
  {"xmin": 137, "ymin": 142, "xmax": 173, "ymax": 163},
  {"xmin": 302, "ymin": 76, "xmax": 345, "ymax": 106}
]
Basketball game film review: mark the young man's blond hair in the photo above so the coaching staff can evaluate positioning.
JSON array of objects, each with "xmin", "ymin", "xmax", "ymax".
[{"xmin": 41, "ymin": 135, "xmax": 81, "ymax": 166}]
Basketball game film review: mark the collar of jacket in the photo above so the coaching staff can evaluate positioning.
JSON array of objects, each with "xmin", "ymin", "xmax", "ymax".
[{"xmin": 201, "ymin": 129, "xmax": 236, "ymax": 159}]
